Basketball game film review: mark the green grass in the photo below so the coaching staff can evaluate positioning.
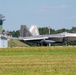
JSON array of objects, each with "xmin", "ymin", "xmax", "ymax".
[
  {"xmin": 0, "ymin": 46, "xmax": 76, "ymax": 75},
  {"xmin": 0, "ymin": 46, "xmax": 76, "ymax": 55},
  {"xmin": 8, "ymin": 39, "xmax": 29, "ymax": 47},
  {"xmin": 0, "ymin": 49, "xmax": 76, "ymax": 55}
]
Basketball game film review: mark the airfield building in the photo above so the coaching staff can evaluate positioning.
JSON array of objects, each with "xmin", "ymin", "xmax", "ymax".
[{"xmin": 0, "ymin": 36, "xmax": 8, "ymax": 48}]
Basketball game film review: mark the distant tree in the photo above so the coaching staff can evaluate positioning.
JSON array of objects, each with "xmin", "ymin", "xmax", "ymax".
[
  {"xmin": 50, "ymin": 29, "xmax": 56, "ymax": 34},
  {"xmin": 70, "ymin": 27, "xmax": 76, "ymax": 33},
  {"xmin": 56, "ymin": 28, "xmax": 69, "ymax": 33},
  {"xmin": 15, "ymin": 30, "xmax": 20, "ymax": 37},
  {"xmin": 2, "ymin": 29, "xmax": 5, "ymax": 33},
  {"xmin": 9, "ymin": 30, "xmax": 20, "ymax": 37},
  {"xmin": 39, "ymin": 27, "xmax": 56, "ymax": 35},
  {"xmin": 39, "ymin": 27, "xmax": 48, "ymax": 35},
  {"xmin": 8, "ymin": 26, "xmax": 76, "ymax": 38}
]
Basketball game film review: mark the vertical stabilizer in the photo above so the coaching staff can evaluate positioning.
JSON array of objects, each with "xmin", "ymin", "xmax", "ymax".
[
  {"xmin": 20, "ymin": 25, "xmax": 32, "ymax": 37},
  {"xmin": 29, "ymin": 25, "xmax": 39, "ymax": 36}
]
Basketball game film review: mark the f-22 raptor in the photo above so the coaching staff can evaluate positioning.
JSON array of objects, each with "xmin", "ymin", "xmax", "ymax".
[{"xmin": 19, "ymin": 25, "xmax": 76, "ymax": 46}]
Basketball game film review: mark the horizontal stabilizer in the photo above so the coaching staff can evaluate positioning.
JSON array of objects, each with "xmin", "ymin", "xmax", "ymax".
[{"xmin": 40, "ymin": 39, "xmax": 55, "ymax": 43}]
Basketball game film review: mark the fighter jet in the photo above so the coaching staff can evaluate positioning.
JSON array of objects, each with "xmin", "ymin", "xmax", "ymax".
[{"xmin": 19, "ymin": 25, "xmax": 76, "ymax": 46}]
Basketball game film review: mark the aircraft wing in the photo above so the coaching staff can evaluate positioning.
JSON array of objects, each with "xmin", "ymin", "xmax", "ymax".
[{"xmin": 19, "ymin": 36, "xmax": 49, "ymax": 41}]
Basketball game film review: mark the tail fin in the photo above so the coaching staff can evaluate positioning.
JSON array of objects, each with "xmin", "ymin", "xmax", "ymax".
[
  {"xmin": 29, "ymin": 25, "xmax": 39, "ymax": 36},
  {"xmin": 20, "ymin": 25, "xmax": 32, "ymax": 37}
]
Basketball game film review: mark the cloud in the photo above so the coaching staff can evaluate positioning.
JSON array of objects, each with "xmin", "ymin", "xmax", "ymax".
[
  {"xmin": 42, "ymin": 5, "xmax": 67, "ymax": 9},
  {"xmin": 36, "ymin": 5, "xmax": 67, "ymax": 13},
  {"xmin": 64, "ymin": 16, "xmax": 76, "ymax": 20}
]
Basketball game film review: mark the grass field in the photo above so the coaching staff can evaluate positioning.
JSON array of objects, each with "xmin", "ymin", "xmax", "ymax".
[{"xmin": 0, "ymin": 46, "xmax": 76, "ymax": 75}]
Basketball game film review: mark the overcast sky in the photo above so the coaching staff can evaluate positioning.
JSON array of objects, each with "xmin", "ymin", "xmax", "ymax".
[{"xmin": 0, "ymin": 0, "xmax": 76, "ymax": 31}]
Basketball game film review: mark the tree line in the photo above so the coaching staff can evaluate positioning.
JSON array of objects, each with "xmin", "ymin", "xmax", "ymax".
[{"xmin": 8, "ymin": 26, "xmax": 76, "ymax": 37}]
